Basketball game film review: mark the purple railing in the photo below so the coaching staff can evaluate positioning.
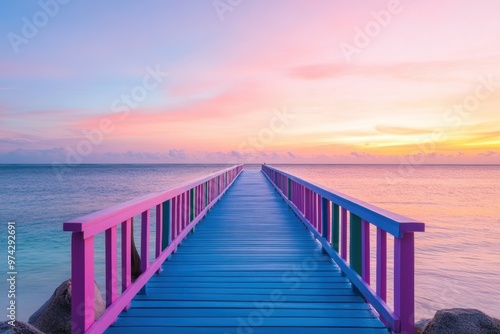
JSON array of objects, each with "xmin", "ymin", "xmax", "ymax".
[
  {"xmin": 63, "ymin": 165, "xmax": 243, "ymax": 334},
  {"xmin": 262, "ymin": 165, "xmax": 425, "ymax": 334}
]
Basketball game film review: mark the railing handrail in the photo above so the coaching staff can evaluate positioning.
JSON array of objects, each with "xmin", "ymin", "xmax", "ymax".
[
  {"xmin": 262, "ymin": 164, "xmax": 424, "ymax": 237},
  {"xmin": 63, "ymin": 165, "xmax": 242, "ymax": 238}
]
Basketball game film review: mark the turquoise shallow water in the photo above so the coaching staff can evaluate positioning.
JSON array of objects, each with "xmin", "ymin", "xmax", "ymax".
[{"xmin": 0, "ymin": 164, "xmax": 499, "ymax": 321}]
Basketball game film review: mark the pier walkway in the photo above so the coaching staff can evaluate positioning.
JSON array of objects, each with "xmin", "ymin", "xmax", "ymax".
[
  {"xmin": 64, "ymin": 165, "xmax": 424, "ymax": 334},
  {"xmin": 105, "ymin": 171, "xmax": 387, "ymax": 334}
]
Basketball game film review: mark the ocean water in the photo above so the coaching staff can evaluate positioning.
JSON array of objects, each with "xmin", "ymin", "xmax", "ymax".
[{"xmin": 0, "ymin": 164, "xmax": 499, "ymax": 322}]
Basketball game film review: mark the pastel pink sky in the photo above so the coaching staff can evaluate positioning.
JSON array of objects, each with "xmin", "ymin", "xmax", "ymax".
[{"xmin": 1, "ymin": 0, "xmax": 499, "ymax": 164}]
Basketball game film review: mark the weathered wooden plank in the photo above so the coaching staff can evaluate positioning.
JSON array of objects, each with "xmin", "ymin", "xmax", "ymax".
[
  {"xmin": 133, "ymin": 293, "xmax": 364, "ymax": 303},
  {"xmin": 118, "ymin": 308, "xmax": 375, "ymax": 318},
  {"xmin": 129, "ymin": 300, "xmax": 375, "ymax": 309},
  {"xmin": 113, "ymin": 317, "xmax": 386, "ymax": 327},
  {"xmin": 107, "ymin": 327, "xmax": 389, "ymax": 334}
]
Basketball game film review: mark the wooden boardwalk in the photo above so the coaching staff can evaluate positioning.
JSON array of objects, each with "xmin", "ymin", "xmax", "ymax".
[{"xmin": 105, "ymin": 171, "xmax": 387, "ymax": 334}]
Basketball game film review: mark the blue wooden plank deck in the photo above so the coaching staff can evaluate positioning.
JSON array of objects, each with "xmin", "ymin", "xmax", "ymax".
[{"xmin": 105, "ymin": 170, "xmax": 388, "ymax": 334}]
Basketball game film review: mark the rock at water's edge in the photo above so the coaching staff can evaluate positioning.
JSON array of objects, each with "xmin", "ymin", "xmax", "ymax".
[
  {"xmin": 415, "ymin": 318, "xmax": 431, "ymax": 334},
  {"xmin": 423, "ymin": 308, "xmax": 500, "ymax": 334},
  {"xmin": 0, "ymin": 321, "xmax": 44, "ymax": 334},
  {"xmin": 28, "ymin": 279, "xmax": 105, "ymax": 334}
]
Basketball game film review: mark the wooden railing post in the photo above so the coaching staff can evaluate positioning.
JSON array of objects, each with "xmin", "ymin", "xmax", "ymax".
[
  {"xmin": 322, "ymin": 198, "xmax": 331, "ymax": 242},
  {"xmin": 377, "ymin": 228, "xmax": 387, "ymax": 302},
  {"xmin": 105, "ymin": 227, "xmax": 117, "ymax": 307},
  {"xmin": 160, "ymin": 201, "xmax": 169, "ymax": 251},
  {"xmin": 340, "ymin": 207, "xmax": 348, "ymax": 260},
  {"xmin": 350, "ymin": 213, "xmax": 362, "ymax": 276},
  {"xmin": 362, "ymin": 220, "xmax": 370, "ymax": 284},
  {"xmin": 156, "ymin": 202, "xmax": 164, "ymax": 274},
  {"xmin": 71, "ymin": 232, "xmax": 94, "ymax": 334},
  {"xmin": 287, "ymin": 178, "xmax": 291, "ymax": 200},
  {"xmin": 172, "ymin": 196, "xmax": 178, "ymax": 241},
  {"xmin": 394, "ymin": 232, "xmax": 415, "ymax": 334},
  {"xmin": 332, "ymin": 204, "xmax": 340, "ymax": 252},
  {"xmin": 139, "ymin": 210, "xmax": 150, "ymax": 294},
  {"xmin": 190, "ymin": 188, "xmax": 195, "ymax": 222},
  {"xmin": 121, "ymin": 219, "xmax": 131, "ymax": 309}
]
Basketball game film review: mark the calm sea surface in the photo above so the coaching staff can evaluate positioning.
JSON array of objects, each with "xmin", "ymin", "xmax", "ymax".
[{"xmin": 0, "ymin": 164, "xmax": 499, "ymax": 321}]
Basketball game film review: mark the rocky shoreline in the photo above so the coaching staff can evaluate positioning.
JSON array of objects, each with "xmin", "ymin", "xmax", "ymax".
[{"xmin": 415, "ymin": 309, "xmax": 500, "ymax": 334}]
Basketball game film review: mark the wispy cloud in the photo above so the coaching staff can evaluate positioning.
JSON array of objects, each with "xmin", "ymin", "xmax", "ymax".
[{"xmin": 375, "ymin": 125, "xmax": 436, "ymax": 136}]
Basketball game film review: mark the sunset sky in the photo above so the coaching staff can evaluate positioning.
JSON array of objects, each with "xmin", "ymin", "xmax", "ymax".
[{"xmin": 1, "ymin": 0, "xmax": 499, "ymax": 164}]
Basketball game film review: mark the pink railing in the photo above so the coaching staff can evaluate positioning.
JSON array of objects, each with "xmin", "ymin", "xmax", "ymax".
[
  {"xmin": 63, "ymin": 165, "xmax": 243, "ymax": 334},
  {"xmin": 262, "ymin": 165, "xmax": 425, "ymax": 334}
]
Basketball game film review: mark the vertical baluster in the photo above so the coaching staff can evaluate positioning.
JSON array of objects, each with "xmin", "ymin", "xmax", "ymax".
[
  {"xmin": 362, "ymin": 220, "xmax": 370, "ymax": 285},
  {"xmin": 297, "ymin": 184, "xmax": 300, "ymax": 211},
  {"xmin": 196, "ymin": 186, "xmax": 200, "ymax": 216},
  {"xmin": 305, "ymin": 189, "xmax": 309, "ymax": 222},
  {"xmin": 395, "ymin": 233, "xmax": 415, "ymax": 334},
  {"xmin": 186, "ymin": 190, "xmax": 190, "ymax": 226},
  {"xmin": 71, "ymin": 232, "xmax": 94, "ymax": 333},
  {"xmin": 105, "ymin": 226, "xmax": 117, "ymax": 307},
  {"xmin": 293, "ymin": 182, "xmax": 296, "ymax": 205},
  {"xmin": 309, "ymin": 190, "xmax": 316, "ymax": 228},
  {"xmin": 350, "ymin": 213, "xmax": 362, "ymax": 276},
  {"xmin": 139, "ymin": 210, "xmax": 150, "ymax": 294},
  {"xmin": 306, "ymin": 189, "xmax": 313, "ymax": 225},
  {"xmin": 181, "ymin": 192, "xmax": 185, "ymax": 231},
  {"xmin": 209, "ymin": 179, "xmax": 212, "ymax": 203},
  {"xmin": 171, "ymin": 196, "xmax": 177, "ymax": 240},
  {"xmin": 180, "ymin": 192, "xmax": 185, "ymax": 233},
  {"xmin": 312, "ymin": 191, "xmax": 316, "ymax": 228},
  {"xmin": 295, "ymin": 183, "xmax": 298, "ymax": 209},
  {"xmin": 301, "ymin": 185, "xmax": 305, "ymax": 214},
  {"xmin": 197, "ymin": 185, "xmax": 200, "ymax": 214},
  {"xmin": 121, "ymin": 218, "xmax": 132, "ymax": 309},
  {"xmin": 376, "ymin": 228, "xmax": 387, "ymax": 302},
  {"xmin": 312, "ymin": 192, "xmax": 316, "ymax": 228},
  {"xmin": 341, "ymin": 207, "xmax": 348, "ymax": 260},
  {"xmin": 141, "ymin": 210, "xmax": 150, "ymax": 273},
  {"xmin": 316, "ymin": 193, "xmax": 322, "ymax": 234},
  {"xmin": 311, "ymin": 192, "xmax": 316, "ymax": 229},
  {"xmin": 332, "ymin": 204, "xmax": 340, "ymax": 252},
  {"xmin": 205, "ymin": 181, "xmax": 208, "ymax": 208},
  {"xmin": 198, "ymin": 184, "xmax": 201, "ymax": 212},
  {"xmin": 189, "ymin": 189, "xmax": 193, "ymax": 222},
  {"xmin": 322, "ymin": 198, "xmax": 331, "ymax": 241},
  {"xmin": 305, "ymin": 189, "xmax": 308, "ymax": 219},
  {"xmin": 181, "ymin": 192, "xmax": 185, "ymax": 233},
  {"xmin": 156, "ymin": 203, "xmax": 164, "ymax": 273},
  {"xmin": 177, "ymin": 193, "xmax": 182, "ymax": 235},
  {"xmin": 295, "ymin": 183, "xmax": 298, "ymax": 208},
  {"xmin": 309, "ymin": 190, "xmax": 316, "ymax": 229}
]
